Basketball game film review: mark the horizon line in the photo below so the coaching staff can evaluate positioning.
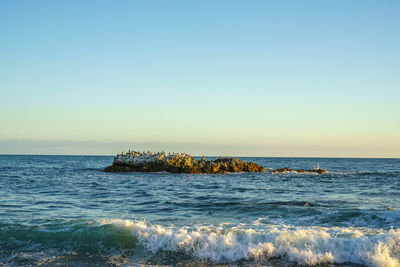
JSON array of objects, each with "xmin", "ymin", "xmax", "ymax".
[{"xmin": 0, "ymin": 153, "xmax": 399, "ymax": 160}]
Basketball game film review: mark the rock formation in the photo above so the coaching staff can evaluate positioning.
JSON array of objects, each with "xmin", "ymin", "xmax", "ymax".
[
  {"xmin": 104, "ymin": 151, "xmax": 265, "ymax": 174},
  {"xmin": 272, "ymin": 166, "xmax": 328, "ymax": 174}
]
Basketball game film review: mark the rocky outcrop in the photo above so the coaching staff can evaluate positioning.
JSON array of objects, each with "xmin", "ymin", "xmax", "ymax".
[
  {"xmin": 272, "ymin": 166, "xmax": 328, "ymax": 174},
  {"xmin": 104, "ymin": 151, "xmax": 265, "ymax": 174}
]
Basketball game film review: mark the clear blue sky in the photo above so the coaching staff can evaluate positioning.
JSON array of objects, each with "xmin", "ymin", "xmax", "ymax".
[{"xmin": 1, "ymin": 0, "xmax": 399, "ymax": 157}]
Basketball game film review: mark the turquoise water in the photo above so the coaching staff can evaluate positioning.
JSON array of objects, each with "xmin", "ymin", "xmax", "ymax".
[{"xmin": 1, "ymin": 155, "xmax": 399, "ymax": 266}]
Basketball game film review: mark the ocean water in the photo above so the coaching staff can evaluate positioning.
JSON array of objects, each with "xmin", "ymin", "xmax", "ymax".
[{"xmin": 1, "ymin": 155, "xmax": 399, "ymax": 266}]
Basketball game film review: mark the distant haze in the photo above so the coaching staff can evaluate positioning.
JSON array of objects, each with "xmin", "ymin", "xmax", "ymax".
[{"xmin": 0, "ymin": 1, "xmax": 399, "ymax": 158}]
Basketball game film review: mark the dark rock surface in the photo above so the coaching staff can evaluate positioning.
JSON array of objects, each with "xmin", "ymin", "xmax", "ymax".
[{"xmin": 272, "ymin": 167, "xmax": 328, "ymax": 174}]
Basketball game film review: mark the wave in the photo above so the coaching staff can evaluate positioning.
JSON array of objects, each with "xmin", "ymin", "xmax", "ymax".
[
  {"xmin": 296, "ymin": 209, "xmax": 400, "ymax": 229},
  {"xmin": 0, "ymin": 221, "xmax": 138, "ymax": 266},
  {"xmin": 97, "ymin": 219, "xmax": 400, "ymax": 266},
  {"xmin": 2, "ymin": 219, "xmax": 399, "ymax": 266}
]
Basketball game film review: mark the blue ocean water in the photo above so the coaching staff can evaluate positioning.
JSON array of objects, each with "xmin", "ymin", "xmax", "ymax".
[{"xmin": 0, "ymin": 155, "xmax": 399, "ymax": 266}]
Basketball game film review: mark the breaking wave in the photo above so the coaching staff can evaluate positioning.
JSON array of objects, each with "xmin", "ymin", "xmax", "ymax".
[
  {"xmin": 97, "ymin": 218, "xmax": 400, "ymax": 266},
  {"xmin": 2, "ymin": 218, "xmax": 400, "ymax": 266}
]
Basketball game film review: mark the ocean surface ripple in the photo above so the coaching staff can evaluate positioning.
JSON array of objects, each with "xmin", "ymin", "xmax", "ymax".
[{"xmin": 0, "ymin": 155, "xmax": 399, "ymax": 266}]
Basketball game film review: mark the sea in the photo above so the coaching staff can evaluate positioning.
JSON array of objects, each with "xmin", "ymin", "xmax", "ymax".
[{"xmin": 1, "ymin": 155, "xmax": 399, "ymax": 266}]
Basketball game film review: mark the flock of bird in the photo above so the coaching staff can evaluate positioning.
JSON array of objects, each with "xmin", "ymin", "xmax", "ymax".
[{"xmin": 114, "ymin": 150, "xmax": 197, "ymax": 165}]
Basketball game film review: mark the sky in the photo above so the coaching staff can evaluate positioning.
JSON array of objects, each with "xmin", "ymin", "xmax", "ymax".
[{"xmin": 0, "ymin": 0, "xmax": 399, "ymax": 157}]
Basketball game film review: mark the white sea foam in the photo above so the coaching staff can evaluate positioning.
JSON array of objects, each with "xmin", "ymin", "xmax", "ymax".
[{"xmin": 97, "ymin": 218, "xmax": 400, "ymax": 266}]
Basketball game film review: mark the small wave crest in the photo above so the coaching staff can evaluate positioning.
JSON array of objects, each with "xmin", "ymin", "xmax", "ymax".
[{"xmin": 98, "ymin": 219, "xmax": 400, "ymax": 266}]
